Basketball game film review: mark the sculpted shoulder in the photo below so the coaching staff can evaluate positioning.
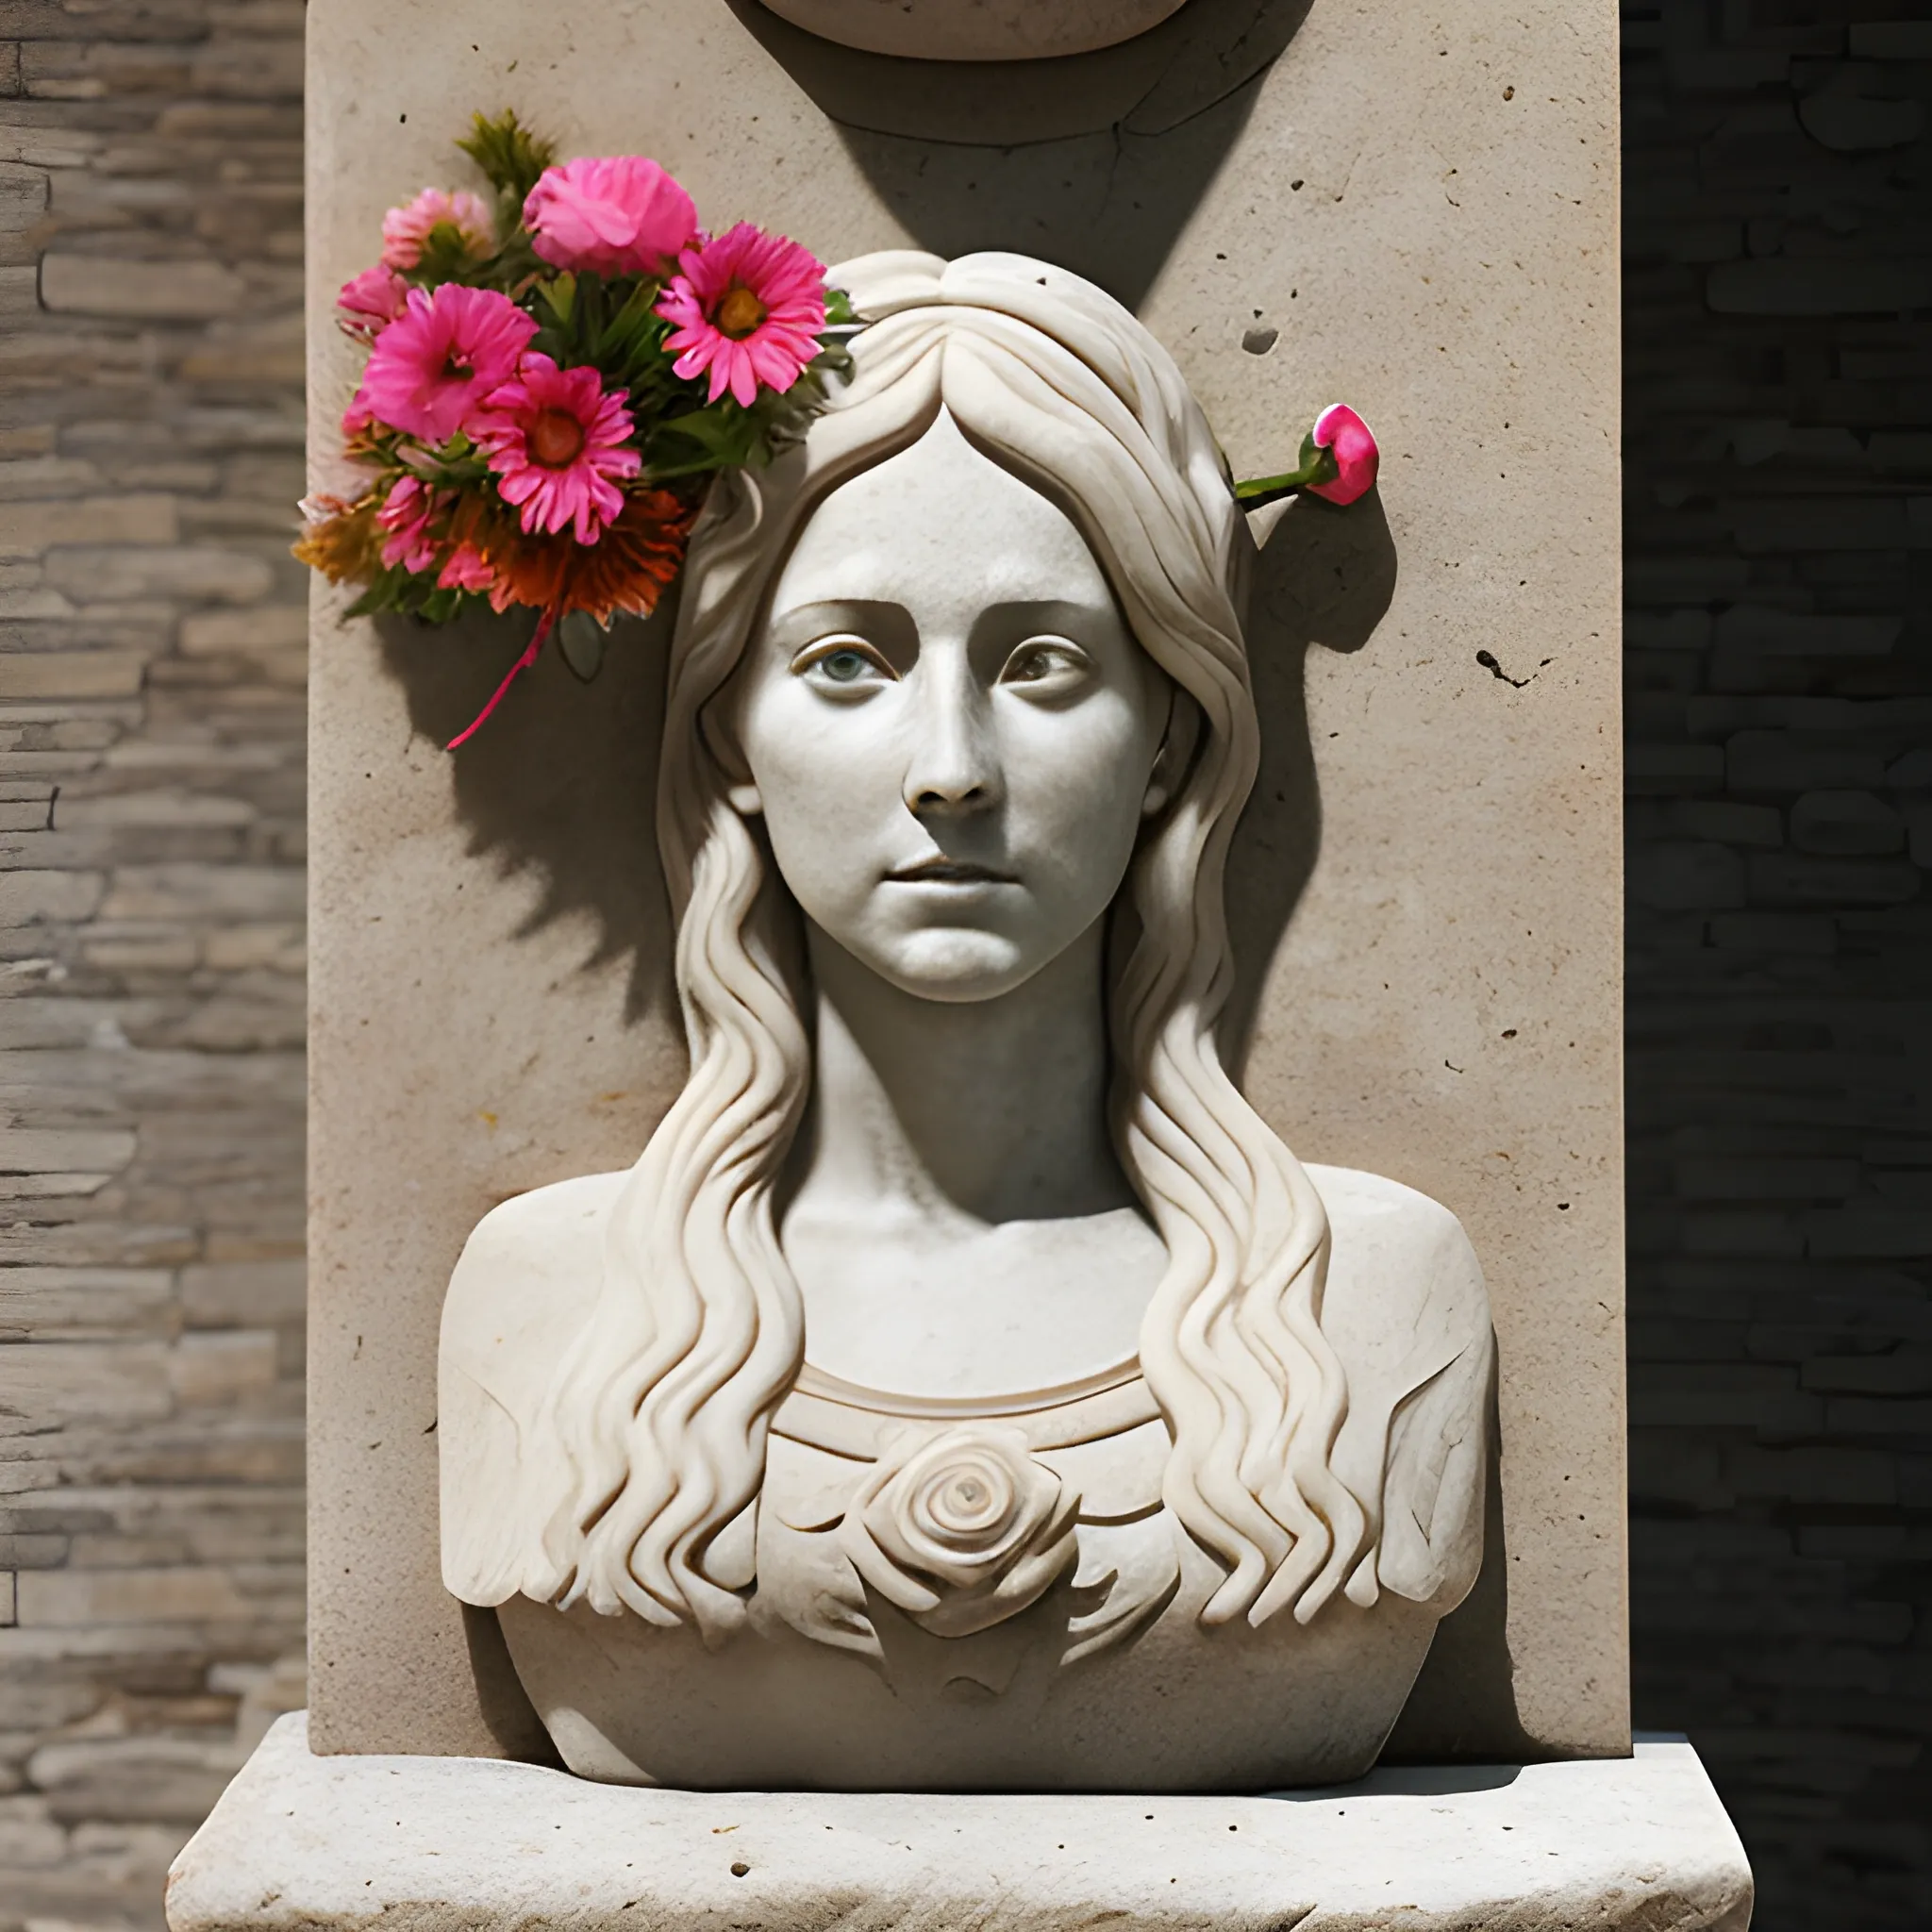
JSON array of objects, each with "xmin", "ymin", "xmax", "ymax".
[
  {"xmin": 441, "ymin": 1170, "xmax": 625, "ymax": 1389},
  {"xmin": 439, "ymin": 1170, "xmax": 625, "ymax": 1607},
  {"xmin": 1303, "ymin": 1162, "xmax": 1488, "ymax": 1376},
  {"xmin": 439, "ymin": 1160, "xmax": 1494, "ymax": 1615},
  {"xmin": 1304, "ymin": 1162, "xmax": 1494, "ymax": 1613}
]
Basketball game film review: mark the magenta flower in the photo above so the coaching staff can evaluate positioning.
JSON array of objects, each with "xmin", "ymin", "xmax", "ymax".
[
  {"xmin": 337, "ymin": 264, "xmax": 408, "ymax": 340},
  {"xmin": 471, "ymin": 354, "xmax": 641, "ymax": 543},
  {"xmin": 358, "ymin": 284, "xmax": 538, "ymax": 446},
  {"xmin": 1306, "ymin": 403, "xmax": 1379, "ymax": 506},
  {"xmin": 437, "ymin": 542, "xmax": 496, "ymax": 594},
  {"xmin": 658, "ymin": 222, "xmax": 827, "ymax": 408},
  {"xmin": 523, "ymin": 156, "xmax": 697, "ymax": 279},
  {"xmin": 381, "ymin": 188, "xmax": 494, "ymax": 271},
  {"xmin": 375, "ymin": 475, "xmax": 442, "ymax": 572}
]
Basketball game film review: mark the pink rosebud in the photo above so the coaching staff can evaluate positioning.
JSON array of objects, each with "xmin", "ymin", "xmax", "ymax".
[
  {"xmin": 337, "ymin": 263, "xmax": 408, "ymax": 340},
  {"xmin": 523, "ymin": 156, "xmax": 697, "ymax": 280},
  {"xmin": 375, "ymin": 474, "xmax": 442, "ymax": 573},
  {"xmin": 1306, "ymin": 403, "xmax": 1379, "ymax": 507},
  {"xmin": 381, "ymin": 188, "xmax": 495, "ymax": 271}
]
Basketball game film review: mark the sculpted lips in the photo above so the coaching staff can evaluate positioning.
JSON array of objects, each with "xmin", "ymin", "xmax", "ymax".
[{"xmin": 887, "ymin": 858, "xmax": 1016, "ymax": 886}]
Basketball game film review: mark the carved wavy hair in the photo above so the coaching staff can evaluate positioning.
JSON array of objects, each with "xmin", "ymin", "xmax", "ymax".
[{"xmin": 524, "ymin": 252, "xmax": 1375, "ymax": 1639}]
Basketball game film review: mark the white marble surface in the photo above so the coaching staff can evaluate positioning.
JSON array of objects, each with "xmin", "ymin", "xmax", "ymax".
[{"xmin": 165, "ymin": 1715, "xmax": 1752, "ymax": 1932}]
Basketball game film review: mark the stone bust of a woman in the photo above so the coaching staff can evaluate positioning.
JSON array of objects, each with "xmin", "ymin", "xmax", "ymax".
[{"xmin": 439, "ymin": 250, "xmax": 1493, "ymax": 1792}]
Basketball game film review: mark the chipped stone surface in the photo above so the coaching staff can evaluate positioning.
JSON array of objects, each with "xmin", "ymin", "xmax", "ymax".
[{"xmin": 165, "ymin": 1716, "xmax": 1753, "ymax": 1932}]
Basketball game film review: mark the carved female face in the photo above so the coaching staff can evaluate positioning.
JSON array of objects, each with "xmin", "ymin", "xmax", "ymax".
[{"xmin": 725, "ymin": 409, "xmax": 1174, "ymax": 1002}]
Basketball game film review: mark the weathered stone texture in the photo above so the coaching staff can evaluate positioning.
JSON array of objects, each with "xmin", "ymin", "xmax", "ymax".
[
  {"xmin": 1624, "ymin": 1, "xmax": 1932, "ymax": 1925},
  {"xmin": 0, "ymin": 0, "xmax": 306, "ymax": 1926},
  {"xmin": 164, "ymin": 1718, "xmax": 1757, "ymax": 1932}
]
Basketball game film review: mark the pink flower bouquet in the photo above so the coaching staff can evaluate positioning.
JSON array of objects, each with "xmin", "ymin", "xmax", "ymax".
[{"xmin": 297, "ymin": 111, "xmax": 854, "ymax": 745}]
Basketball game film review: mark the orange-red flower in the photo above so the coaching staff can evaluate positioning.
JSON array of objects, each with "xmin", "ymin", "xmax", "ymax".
[
  {"xmin": 447, "ymin": 488, "xmax": 693, "ymax": 623},
  {"xmin": 291, "ymin": 481, "xmax": 691, "ymax": 629}
]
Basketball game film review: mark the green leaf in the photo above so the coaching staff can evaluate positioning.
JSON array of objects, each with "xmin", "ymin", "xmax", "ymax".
[
  {"xmin": 642, "ymin": 401, "xmax": 767, "ymax": 479},
  {"xmin": 576, "ymin": 271, "xmax": 608, "ymax": 344},
  {"xmin": 596, "ymin": 278, "xmax": 661, "ymax": 363},
  {"xmin": 411, "ymin": 221, "xmax": 492, "ymax": 285},
  {"xmin": 457, "ymin": 108, "xmax": 557, "ymax": 208},
  {"xmin": 343, "ymin": 554, "xmax": 492, "ymax": 625},
  {"xmin": 558, "ymin": 610, "xmax": 608, "ymax": 682}
]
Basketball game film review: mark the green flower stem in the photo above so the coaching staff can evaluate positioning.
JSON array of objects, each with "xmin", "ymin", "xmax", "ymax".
[{"xmin": 1233, "ymin": 433, "xmax": 1340, "ymax": 510}]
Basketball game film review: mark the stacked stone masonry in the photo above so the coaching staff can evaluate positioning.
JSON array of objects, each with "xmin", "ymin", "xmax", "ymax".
[
  {"xmin": 1623, "ymin": 1, "xmax": 1932, "ymax": 1926},
  {"xmin": 0, "ymin": 1, "xmax": 307, "ymax": 1927},
  {"xmin": 0, "ymin": 0, "xmax": 1928, "ymax": 1928}
]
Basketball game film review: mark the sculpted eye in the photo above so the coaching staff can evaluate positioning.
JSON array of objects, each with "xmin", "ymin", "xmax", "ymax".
[
  {"xmin": 793, "ymin": 635, "xmax": 893, "ymax": 690},
  {"xmin": 821, "ymin": 648, "xmax": 872, "ymax": 683},
  {"xmin": 1001, "ymin": 638, "xmax": 1091, "ymax": 688}
]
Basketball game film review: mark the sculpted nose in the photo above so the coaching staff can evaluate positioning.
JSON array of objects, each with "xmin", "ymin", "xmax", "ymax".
[{"xmin": 903, "ymin": 671, "xmax": 1000, "ymax": 818}]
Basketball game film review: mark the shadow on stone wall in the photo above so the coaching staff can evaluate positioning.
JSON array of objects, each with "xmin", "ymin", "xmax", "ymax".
[
  {"xmin": 727, "ymin": 0, "xmax": 1313, "ymax": 306},
  {"xmin": 1223, "ymin": 489, "xmax": 1398, "ymax": 1070},
  {"xmin": 375, "ymin": 600, "xmax": 680, "ymax": 1024},
  {"xmin": 373, "ymin": 0, "xmax": 1346, "ymax": 1032}
]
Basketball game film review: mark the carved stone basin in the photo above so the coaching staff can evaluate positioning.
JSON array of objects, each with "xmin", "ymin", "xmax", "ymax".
[{"xmin": 754, "ymin": 0, "xmax": 1191, "ymax": 61}]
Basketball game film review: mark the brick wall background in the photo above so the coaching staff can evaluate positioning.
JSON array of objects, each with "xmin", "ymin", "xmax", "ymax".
[
  {"xmin": 1622, "ymin": 2, "xmax": 1932, "ymax": 1926},
  {"xmin": 0, "ymin": 1, "xmax": 1926, "ymax": 1929},
  {"xmin": 0, "ymin": 1, "xmax": 308, "ymax": 1926}
]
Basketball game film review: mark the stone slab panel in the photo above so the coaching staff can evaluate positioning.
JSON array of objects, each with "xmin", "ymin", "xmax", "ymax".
[
  {"xmin": 307, "ymin": 0, "xmax": 1623, "ymax": 1758},
  {"xmin": 166, "ymin": 1716, "xmax": 1750, "ymax": 1932}
]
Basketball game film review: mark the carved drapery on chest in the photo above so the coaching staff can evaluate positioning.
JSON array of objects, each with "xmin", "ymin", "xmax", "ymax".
[{"xmin": 758, "ymin": 1366, "xmax": 1180, "ymax": 1673}]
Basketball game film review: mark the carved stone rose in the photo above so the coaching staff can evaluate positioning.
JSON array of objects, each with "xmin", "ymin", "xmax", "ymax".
[{"xmin": 838, "ymin": 1424, "xmax": 1081, "ymax": 1639}]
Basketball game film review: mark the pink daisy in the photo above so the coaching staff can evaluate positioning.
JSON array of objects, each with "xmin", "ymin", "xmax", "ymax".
[
  {"xmin": 337, "ymin": 263, "xmax": 408, "ymax": 340},
  {"xmin": 358, "ymin": 284, "xmax": 538, "ymax": 446},
  {"xmin": 657, "ymin": 223, "xmax": 827, "ymax": 408},
  {"xmin": 471, "ymin": 354, "xmax": 641, "ymax": 544},
  {"xmin": 523, "ymin": 156, "xmax": 697, "ymax": 280},
  {"xmin": 375, "ymin": 475, "xmax": 443, "ymax": 572},
  {"xmin": 381, "ymin": 188, "xmax": 494, "ymax": 271}
]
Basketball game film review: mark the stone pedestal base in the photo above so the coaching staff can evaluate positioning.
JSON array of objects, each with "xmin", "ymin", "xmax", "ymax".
[{"xmin": 165, "ymin": 1715, "xmax": 1751, "ymax": 1931}]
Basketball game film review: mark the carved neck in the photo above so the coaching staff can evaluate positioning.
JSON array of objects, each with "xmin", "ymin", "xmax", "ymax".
[{"xmin": 791, "ymin": 921, "xmax": 1136, "ymax": 1227}]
